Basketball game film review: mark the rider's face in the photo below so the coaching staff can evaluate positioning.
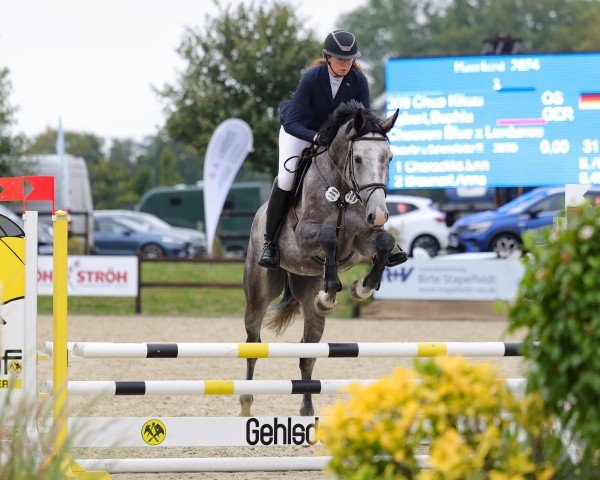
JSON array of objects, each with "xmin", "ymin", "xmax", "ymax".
[{"xmin": 328, "ymin": 56, "xmax": 353, "ymax": 75}]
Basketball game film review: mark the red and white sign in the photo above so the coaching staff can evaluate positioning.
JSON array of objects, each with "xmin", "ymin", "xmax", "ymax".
[{"xmin": 38, "ymin": 256, "xmax": 138, "ymax": 296}]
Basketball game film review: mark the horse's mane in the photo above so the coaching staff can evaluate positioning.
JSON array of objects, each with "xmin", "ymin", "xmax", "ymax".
[{"xmin": 317, "ymin": 100, "xmax": 385, "ymax": 147}]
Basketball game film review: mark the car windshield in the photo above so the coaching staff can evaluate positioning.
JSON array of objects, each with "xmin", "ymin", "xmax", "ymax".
[
  {"xmin": 139, "ymin": 213, "xmax": 172, "ymax": 230},
  {"xmin": 496, "ymin": 189, "xmax": 550, "ymax": 215},
  {"xmin": 117, "ymin": 217, "xmax": 150, "ymax": 231}
]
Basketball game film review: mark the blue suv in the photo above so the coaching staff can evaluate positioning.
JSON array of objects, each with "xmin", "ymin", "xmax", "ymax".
[{"xmin": 449, "ymin": 186, "xmax": 600, "ymax": 257}]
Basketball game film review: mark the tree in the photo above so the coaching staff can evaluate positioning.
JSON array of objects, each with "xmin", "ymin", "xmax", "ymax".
[
  {"xmin": 340, "ymin": 0, "xmax": 600, "ymax": 98},
  {"xmin": 25, "ymin": 128, "xmax": 104, "ymax": 166},
  {"xmin": 136, "ymin": 131, "xmax": 201, "ymax": 186},
  {"xmin": 161, "ymin": 3, "xmax": 320, "ymax": 176},
  {"xmin": 89, "ymin": 159, "xmax": 139, "ymax": 209},
  {"xmin": 0, "ymin": 67, "xmax": 24, "ymax": 176}
]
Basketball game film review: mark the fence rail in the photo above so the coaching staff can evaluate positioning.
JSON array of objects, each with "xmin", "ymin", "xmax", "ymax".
[{"xmin": 135, "ymin": 256, "xmax": 245, "ymax": 314}]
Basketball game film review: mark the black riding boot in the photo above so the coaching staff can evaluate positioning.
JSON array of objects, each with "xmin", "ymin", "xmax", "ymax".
[{"xmin": 258, "ymin": 181, "xmax": 291, "ymax": 270}]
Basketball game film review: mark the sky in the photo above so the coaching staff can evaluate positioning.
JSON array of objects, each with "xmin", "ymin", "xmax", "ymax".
[{"xmin": 0, "ymin": 0, "xmax": 366, "ymax": 143}]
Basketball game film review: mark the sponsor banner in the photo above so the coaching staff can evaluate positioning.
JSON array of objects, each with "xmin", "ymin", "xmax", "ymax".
[
  {"xmin": 375, "ymin": 258, "xmax": 525, "ymax": 301},
  {"xmin": 38, "ymin": 256, "xmax": 138, "ymax": 297},
  {"xmin": 66, "ymin": 416, "xmax": 319, "ymax": 447}
]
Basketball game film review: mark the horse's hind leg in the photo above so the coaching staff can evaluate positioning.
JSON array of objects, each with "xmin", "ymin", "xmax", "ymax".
[
  {"xmin": 289, "ymin": 274, "xmax": 326, "ymax": 416},
  {"xmin": 240, "ymin": 265, "xmax": 286, "ymax": 416}
]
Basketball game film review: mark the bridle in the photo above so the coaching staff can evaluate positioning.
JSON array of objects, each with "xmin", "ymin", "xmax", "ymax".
[
  {"xmin": 344, "ymin": 132, "xmax": 389, "ymax": 207},
  {"xmin": 312, "ymin": 131, "xmax": 390, "ymax": 238}
]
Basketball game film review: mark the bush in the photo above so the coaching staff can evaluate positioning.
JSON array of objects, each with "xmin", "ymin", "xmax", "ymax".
[
  {"xmin": 509, "ymin": 204, "xmax": 600, "ymax": 473},
  {"xmin": 319, "ymin": 357, "xmax": 563, "ymax": 480}
]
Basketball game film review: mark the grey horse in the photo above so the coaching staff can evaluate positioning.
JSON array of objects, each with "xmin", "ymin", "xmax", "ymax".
[{"xmin": 241, "ymin": 101, "xmax": 399, "ymax": 416}]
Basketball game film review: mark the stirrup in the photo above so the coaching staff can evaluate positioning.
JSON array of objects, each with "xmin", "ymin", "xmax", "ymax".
[{"xmin": 386, "ymin": 245, "xmax": 408, "ymax": 267}]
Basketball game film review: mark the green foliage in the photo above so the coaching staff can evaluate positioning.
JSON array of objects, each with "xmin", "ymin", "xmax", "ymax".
[
  {"xmin": 320, "ymin": 357, "xmax": 565, "ymax": 480},
  {"xmin": 25, "ymin": 128, "xmax": 104, "ymax": 165},
  {"xmin": 0, "ymin": 67, "xmax": 24, "ymax": 176},
  {"xmin": 161, "ymin": 3, "xmax": 320, "ymax": 176},
  {"xmin": 0, "ymin": 390, "xmax": 71, "ymax": 479},
  {"xmin": 509, "ymin": 205, "xmax": 600, "ymax": 472},
  {"xmin": 136, "ymin": 131, "xmax": 201, "ymax": 185},
  {"xmin": 341, "ymin": 0, "xmax": 600, "ymax": 98}
]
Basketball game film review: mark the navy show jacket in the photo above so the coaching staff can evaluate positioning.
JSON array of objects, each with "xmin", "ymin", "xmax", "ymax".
[{"xmin": 280, "ymin": 63, "xmax": 370, "ymax": 143}]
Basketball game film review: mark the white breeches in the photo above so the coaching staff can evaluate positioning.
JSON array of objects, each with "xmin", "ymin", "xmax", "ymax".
[{"xmin": 278, "ymin": 127, "xmax": 311, "ymax": 191}]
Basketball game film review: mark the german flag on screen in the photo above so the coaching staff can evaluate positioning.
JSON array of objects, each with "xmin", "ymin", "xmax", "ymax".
[{"xmin": 579, "ymin": 93, "xmax": 600, "ymax": 110}]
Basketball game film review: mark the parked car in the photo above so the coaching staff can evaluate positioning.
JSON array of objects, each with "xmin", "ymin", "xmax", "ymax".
[
  {"xmin": 448, "ymin": 186, "xmax": 600, "ymax": 257},
  {"xmin": 94, "ymin": 210, "xmax": 206, "ymax": 257},
  {"xmin": 0, "ymin": 204, "xmax": 53, "ymax": 254},
  {"xmin": 93, "ymin": 216, "xmax": 191, "ymax": 258},
  {"xmin": 384, "ymin": 195, "xmax": 449, "ymax": 257}
]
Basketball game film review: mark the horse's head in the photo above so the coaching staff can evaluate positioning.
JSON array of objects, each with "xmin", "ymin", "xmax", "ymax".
[{"xmin": 320, "ymin": 101, "xmax": 398, "ymax": 228}]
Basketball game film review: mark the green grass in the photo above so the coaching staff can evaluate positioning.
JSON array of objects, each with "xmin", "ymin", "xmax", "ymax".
[{"xmin": 37, "ymin": 261, "xmax": 372, "ymax": 317}]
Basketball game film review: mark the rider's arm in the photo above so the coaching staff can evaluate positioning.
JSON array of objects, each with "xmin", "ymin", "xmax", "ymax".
[{"xmin": 283, "ymin": 70, "xmax": 318, "ymax": 143}]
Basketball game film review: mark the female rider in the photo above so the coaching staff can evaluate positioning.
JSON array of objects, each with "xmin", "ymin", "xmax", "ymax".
[{"xmin": 259, "ymin": 29, "xmax": 370, "ymax": 269}]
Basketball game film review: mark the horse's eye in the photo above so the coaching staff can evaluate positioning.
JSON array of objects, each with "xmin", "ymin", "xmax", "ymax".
[{"xmin": 354, "ymin": 155, "xmax": 362, "ymax": 165}]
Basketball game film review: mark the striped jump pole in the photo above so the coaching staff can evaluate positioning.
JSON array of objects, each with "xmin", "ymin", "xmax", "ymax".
[
  {"xmin": 60, "ymin": 341, "xmax": 525, "ymax": 358},
  {"xmin": 43, "ymin": 378, "xmax": 527, "ymax": 396}
]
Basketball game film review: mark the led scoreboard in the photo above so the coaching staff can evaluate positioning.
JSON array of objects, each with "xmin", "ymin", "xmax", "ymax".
[{"xmin": 385, "ymin": 52, "xmax": 600, "ymax": 189}]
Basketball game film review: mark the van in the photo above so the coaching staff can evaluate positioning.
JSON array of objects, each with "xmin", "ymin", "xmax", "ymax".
[
  {"xmin": 136, "ymin": 181, "xmax": 270, "ymax": 255},
  {"xmin": 21, "ymin": 154, "xmax": 94, "ymax": 252}
]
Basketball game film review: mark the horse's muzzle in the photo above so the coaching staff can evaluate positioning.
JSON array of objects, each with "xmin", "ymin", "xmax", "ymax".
[{"xmin": 367, "ymin": 207, "xmax": 388, "ymax": 227}]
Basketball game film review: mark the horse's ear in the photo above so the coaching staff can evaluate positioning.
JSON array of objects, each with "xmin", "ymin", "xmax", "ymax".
[
  {"xmin": 380, "ymin": 109, "xmax": 399, "ymax": 134},
  {"xmin": 346, "ymin": 108, "xmax": 366, "ymax": 136}
]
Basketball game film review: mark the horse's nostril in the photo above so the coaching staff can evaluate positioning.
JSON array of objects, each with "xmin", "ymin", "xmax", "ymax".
[{"xmin": 367, "ymin": 213, "xmax": 374, "ymax": 225}]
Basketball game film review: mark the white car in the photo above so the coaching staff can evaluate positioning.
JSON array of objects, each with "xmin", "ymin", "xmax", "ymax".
[{"xmin": 384, "ymin": 195, "xmax": 449, "ymax": 257}]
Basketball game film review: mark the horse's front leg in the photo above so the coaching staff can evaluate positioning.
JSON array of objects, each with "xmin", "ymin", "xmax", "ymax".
[
  {"xmin": 351, "ymin": 229, "xmax": 395, "ymax": 302},
  {"xmin": 296, "ymin": 222, "xmax": 340, "ymax": 316},
  {"xmin": 316, "ymin": 224, "xmax": 341, "ymax": 315}
]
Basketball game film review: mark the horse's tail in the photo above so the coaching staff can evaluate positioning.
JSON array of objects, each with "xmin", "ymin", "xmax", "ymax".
[{"xmin": 264, "ymin": 276, "xmax": 300, "ymax": 336}]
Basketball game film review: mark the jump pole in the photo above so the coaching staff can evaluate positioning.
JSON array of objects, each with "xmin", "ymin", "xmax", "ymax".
[
  {"xmin": 62, "ymin": 341, "xmax": 525, "ymax": 358},
  {"xmin": 43, "ymin": 378, "xmax": 527, "ymax": 396},
  {"xmin": 78, "ymin": 455, "xmax": 429, "ymax": 474}
]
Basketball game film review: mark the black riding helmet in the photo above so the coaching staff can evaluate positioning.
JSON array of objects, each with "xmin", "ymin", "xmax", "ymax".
[{"xmin": 322, "ymin": 30, "xmax": 361, "ymax": 60}]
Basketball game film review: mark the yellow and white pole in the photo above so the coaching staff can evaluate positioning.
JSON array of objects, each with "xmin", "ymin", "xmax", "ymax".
[{"xmin": 52, "ymin": 210, "xmax": 69, "ymax": 452}]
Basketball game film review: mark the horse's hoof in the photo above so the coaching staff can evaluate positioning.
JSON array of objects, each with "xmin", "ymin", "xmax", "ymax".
[
  {"xmin": 314, "ymin": 290, "xmax": 337, "ymax": 316},
  {"xmin": 239, "ymin": 394, "xmax": 253, "ymax": 417},
  {"xmin": 350, "ymin": 279, "xmax": 374, "ymax": 302}
]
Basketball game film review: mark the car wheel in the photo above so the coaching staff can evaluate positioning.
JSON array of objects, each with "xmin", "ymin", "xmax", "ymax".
[
  {"xmin": 140, "ymin": 243, "xmax": 165, "ymax": 259},
  {"xmin": 410, "ymin": 235, "xmax": 440, "ymax": 257},
  {"xmin": 489, "ymin": 233, "xmax": 521, "ymax": 258}
]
